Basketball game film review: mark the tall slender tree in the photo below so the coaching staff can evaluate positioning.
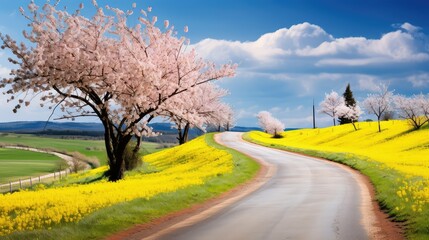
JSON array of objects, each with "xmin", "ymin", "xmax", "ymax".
[{"xmin": 339, "ymin": 84, "xmax": 357, "ymax": 124}]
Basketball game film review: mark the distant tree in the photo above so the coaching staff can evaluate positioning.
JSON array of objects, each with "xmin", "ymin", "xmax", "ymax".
[
  {"xmin": 208, "ymin": 103, "xmax": 234, "ymax": 132},
  {"xmin": 257, "ymin": 111, "xmax": 285, "ymax": 138},
  {"xmin": 319, "ymin": 91, "xmax": 345, "ymax": 126},
  {"xmin": 381, "ymin": 110, "xmax": 395, "ymax": 121},
  {"xmin": 362, "ymin": 83, "xmax": 394, "ymax": 132},
  {"xmin": 225, "ymin": 111, "xmax": 235, "ymax": 131},
  {"xmin": 394, "ymin": 94, "xmax": 429, "ymax": 130},
  {"xmin": 336, "ymin": 104, "xmax": 362, "ymax": 131},
  {"xmin": 416, "ymin": 93, "xmax": 429, "ymax": 122},
  {"xmin": 163, "ymin": 83, "xmax": 230, "ymax": 144},
  {"xmin": 339, "ymin": 84, "xmax": 357, "ymax": 125}
]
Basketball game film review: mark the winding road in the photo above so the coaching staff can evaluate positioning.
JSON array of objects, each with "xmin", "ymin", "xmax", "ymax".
[{"xmin": 148, "ymin": 132, "xmax": 377, "ymax": 240}]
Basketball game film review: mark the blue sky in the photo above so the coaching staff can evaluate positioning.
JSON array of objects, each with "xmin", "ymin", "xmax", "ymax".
[{"xmin": 1, "ymin": 0, "xmax": 429, "ymax": 128}]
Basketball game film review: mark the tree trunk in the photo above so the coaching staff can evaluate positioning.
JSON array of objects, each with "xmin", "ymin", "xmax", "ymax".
[
  {"xmin": 333, "ymin": 118, "xmax": 336, "ymax": 126},
  {"xmin": 177, "ymin": 124, "xmax": 185, "ymax": 145},
  {"xmin": 182, "ymin": 123, "xmax": 190, "ymax": 144},
  {"xmin": 108, "ymin": 134, "xmax": 132, "ymax": 181},
  {"xmin": 177, "ymin": 122, "xmax": 190, "ymax": 145},
  {"xmin": 101, "ymin": 118, "xmax": 133, "ymax": 181},
  {"xmin": 377, "ymin": 117, "xmax": 381, "ymax": 132},
  {"xmin": 351, "ymin": 121, "xmax": 357, "ymax": 131}
]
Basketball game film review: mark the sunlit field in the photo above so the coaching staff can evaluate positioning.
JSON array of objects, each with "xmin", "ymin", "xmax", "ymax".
[{"xmin": 245, "ymin": 120, "xmax": 429, "ymax": 239}]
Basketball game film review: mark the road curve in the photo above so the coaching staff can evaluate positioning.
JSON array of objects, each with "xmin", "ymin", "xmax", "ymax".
[{"xmin": 156, "ymin": 132, "xmax": 373, "ymax": 240}]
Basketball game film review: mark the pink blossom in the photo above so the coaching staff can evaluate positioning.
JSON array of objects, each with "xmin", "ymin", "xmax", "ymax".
[
  {"xmin": 164, "ymin": 20, "xmax": 169, "ymax": 28},
  {"xmin": 319, "ymin": 91, "xmax": 345, "ymax": 126},
  {"xmin": 184, "ymin": 25, "xmax": 188, "ymax": 33},
  {"xmin": 0, "ymin": 0, "xmax": 236, "ymax": 180},
  {"xmin": 257, "ymin": 111, "xmax": 285, "ymax": 135}
]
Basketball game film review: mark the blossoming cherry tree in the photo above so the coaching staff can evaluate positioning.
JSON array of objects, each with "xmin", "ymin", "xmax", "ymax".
[{"xmin": 0, "ymin": 1, "xmax": 236, "ymax": 181}]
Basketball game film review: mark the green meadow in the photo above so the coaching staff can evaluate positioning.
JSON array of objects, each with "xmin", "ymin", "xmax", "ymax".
[
  {"xmin": 0, "ymin": 133, "xmax": 165, "ymax": 183},
  {"xmin": 0, "ymin": 148, "xmax": 64, "ymax": 182}
]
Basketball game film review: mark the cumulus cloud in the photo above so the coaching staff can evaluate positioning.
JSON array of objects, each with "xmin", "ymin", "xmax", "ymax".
[
  {"xmin": 193, "ymin": 22, "xmax": 334, "ymax": 67},
  {"xmin": 357, "ymin": 75, "xmax": 380, "ymax": 92},
  {"xmin": 398, "ymin": 22, "xmax": 421, "ymax": 33},
  {"xmin": 194, "ymin": 22, "xmax": 429, "ymax": 68},
  {"xmin": 408, "ymin": 73, "xmax": 429, "ymax": 87}
]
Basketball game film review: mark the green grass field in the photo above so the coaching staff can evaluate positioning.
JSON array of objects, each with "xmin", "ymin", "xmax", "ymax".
[
  {"xmin": 0, "ymin": 133, "xmax": 165, "ymax": 164},
  {"xmin": 0, "ymin": 148, "xmax": 65, "ymax": 182},
  {"xmin": 0, "ymin": 133, "xmax": 167, "ymax": 183}
]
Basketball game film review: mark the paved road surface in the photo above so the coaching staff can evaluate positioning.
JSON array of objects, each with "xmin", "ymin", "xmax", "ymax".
[{"xmin": 158, "ymin": 132, "xmax": 370, "ymax": 240}]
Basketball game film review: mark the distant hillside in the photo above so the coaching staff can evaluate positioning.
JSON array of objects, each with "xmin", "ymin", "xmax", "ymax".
[
  {"xmin": 0, "ymin": 121, "xmax": 177, "ymax": 136},
  {"xmin": 0, "ymin": 121, "xmax": 294, "ymax": 134},
  {"xmin": 0, "ymin": 121, "xmax": 263, "ymax": 142},
  {"xmin": 230, "ymin": 126, "xmax": 262, "ymax": 132},
  {"xmin": 0, "ymin": 121, "xmax": 104, "ymax": 132}
]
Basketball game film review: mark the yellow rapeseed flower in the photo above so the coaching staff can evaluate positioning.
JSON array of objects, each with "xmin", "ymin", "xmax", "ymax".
[{"xmin": 0, "ymin": 135, "xmax": 232, "ymax": 236}]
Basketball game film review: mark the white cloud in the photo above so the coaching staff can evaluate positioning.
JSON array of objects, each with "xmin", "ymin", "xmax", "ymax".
[
  {"xmin": 400, "ymin": 22, "xmax": 421, "ymax": 33},
  {"xmin": 0, "ymin": 64, "xmax": 10, "ymax": 78},
  {"xmin": 407, "ymin": 73, "xmax": 429, "ymax": 87},
  {"xmin": 193, "ymin": 22, "xmax": 334, "ymax": 67},
  {"xmin": 194, "ymin": 22, "xmax": 429, "ymax": 68},
  {"xmin": 357, "ymin": 75, "xmax": 380, "ymax": 92},
  {"xmin": 235, "ymin": 106, "xmax": 259, "ymax": 120},
  {"xmin": 303, "ymin": 30, "xmax": 429, "ymax": 65}
]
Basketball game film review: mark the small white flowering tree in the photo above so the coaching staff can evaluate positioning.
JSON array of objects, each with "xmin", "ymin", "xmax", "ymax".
[
  {"xmin": 257, "ymin": 111, "xmax": 285, "ymax": 138},
  {"xmin": 362, "ymin": 83, "xmax": 394, "ymax": 132},
  {"xmin": 224, "ymin": 110, "xmax": 236, "ymax": 131},
  {"xmin": 415, "ymin": 94, "xmax": 429, "ymax": 122},
  {"xmin": 336, "ymin": 104, "xmax": 362, "ymax": 131},
  {"xmin": 319, "ymin": 91, "xmax": 345, "ymax": 126},
  {"xmin": 162, "ymin": 83, "xmax": 231, "ymax": 144},
  {"xmin": 209, "ymin": 103, "xmax": 235, "ymax": 132},
  {"xmin": 394, "ymin": 94, "xmax": 429, "ymax": 130}
]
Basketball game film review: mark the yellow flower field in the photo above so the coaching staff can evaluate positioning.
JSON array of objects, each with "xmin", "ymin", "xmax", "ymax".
[
  {"xmin": 0, "ymin": 135, "xmax": 233, "ymax": 236},
  {"xmin": 246, "ymin": 120, "xmax": 429, "ymax": 235},
  {"xmin": 250, "ymin": 120, "xmax": 429, "ymax": 178}
]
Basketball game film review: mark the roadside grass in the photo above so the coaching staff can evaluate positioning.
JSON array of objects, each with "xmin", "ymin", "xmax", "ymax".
[
  {"xmin": 1, "ymin": 133, "xmax": 260, "ymax": 240},
  {"xmin": 0, "ymin": 148, "xmax": 65, "ymax": 182},
  {"xmin": 243, "ymin": 120, "xmax": 429, "ymax": 240}
]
